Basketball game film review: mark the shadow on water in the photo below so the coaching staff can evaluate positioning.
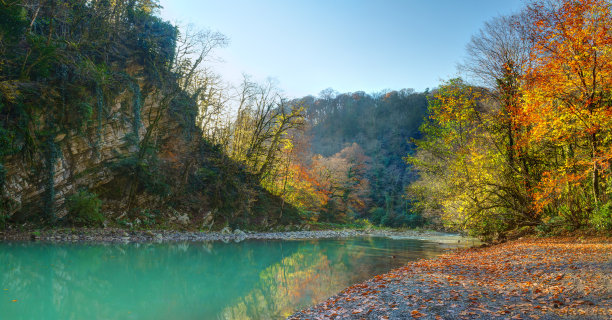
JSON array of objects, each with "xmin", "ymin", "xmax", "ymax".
[{"xmin": 0, "ymin": 237, "xmax": 471, "ymax": 319}]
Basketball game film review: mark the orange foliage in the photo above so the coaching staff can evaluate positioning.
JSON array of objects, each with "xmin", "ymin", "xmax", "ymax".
[{"xmin": 521, "ymin": 0, "xmax": 612, "ymax": 210}]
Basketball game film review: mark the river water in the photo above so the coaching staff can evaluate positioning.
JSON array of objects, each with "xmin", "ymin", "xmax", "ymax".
[{"xmin": 0, "ymin": 236, "xmax": 475, "ymax": 319}]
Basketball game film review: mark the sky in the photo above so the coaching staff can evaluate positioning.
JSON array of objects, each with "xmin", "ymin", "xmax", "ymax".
[{"xmin": 159, "ymin": 0, "xmax": 525, "ymax": 98}]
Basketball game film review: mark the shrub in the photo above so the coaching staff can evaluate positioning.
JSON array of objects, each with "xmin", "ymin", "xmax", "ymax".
[
  {"xmin": 590, "ymin": 202, "xmax": 612, "ymax": 232},
  {"xmin": 352, "ymin": 218, "xmax": 374, "ymax": 229},
  {"xmin": 368, "ymin": 207, "xmax": 385, "ymax": 225},
  {"xmin": 65, "ymin": 190, "xmax": 104, "ymax": 226},
  {"xmin": 380, "ymin": 210, "xmax": 425, "ymax": 228}
]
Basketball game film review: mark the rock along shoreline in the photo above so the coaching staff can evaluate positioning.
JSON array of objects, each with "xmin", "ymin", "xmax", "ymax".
[{"xmin": 0, "ymin": 227, "xmax": 472, "ymax": 244}]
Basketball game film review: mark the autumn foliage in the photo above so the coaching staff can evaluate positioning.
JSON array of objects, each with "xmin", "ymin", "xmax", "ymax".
[
  {"xmin": 263, "ymin": 141, "xmax": 371, "ymax": 223},
  {"xmin": 409, "ymin": 0, "xmax": 612, "ymax": 238},
  {"xmin": 521, "ymin": 0, "xmax": 612, "ymax": 211}
]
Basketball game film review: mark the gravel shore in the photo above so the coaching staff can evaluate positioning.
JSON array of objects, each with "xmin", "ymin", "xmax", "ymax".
[
  {"xmin": 0, "ymin": 227, "xmax": 466, "ymax": 244},
  {"xmin": 289, "ymin": 237, "xmax": 612, "ymax": 320}
]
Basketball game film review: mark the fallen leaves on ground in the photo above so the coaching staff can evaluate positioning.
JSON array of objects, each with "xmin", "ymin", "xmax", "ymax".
[{"xmin": 289, "ymin": 237, "xmax": 611, "ymax": 319}]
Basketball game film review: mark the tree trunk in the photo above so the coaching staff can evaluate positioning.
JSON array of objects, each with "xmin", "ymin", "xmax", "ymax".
[{"xmin": 592, "ymin": 132, "xmax": 600, "ymax": 205}]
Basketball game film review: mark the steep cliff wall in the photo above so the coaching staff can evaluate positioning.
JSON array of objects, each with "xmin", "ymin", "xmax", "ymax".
[
  {"xmin": 0, "ymin": 1, "xmax": 300, "ymax": 229},
  {"xmin": 1, "ymin": 82, "xmax": 297, "ymax": 229},
  {"xmin": 2, "ymin": 83, "xmax": 178, "ymax": 218}
]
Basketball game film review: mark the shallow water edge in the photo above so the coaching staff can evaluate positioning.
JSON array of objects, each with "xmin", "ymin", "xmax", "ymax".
[{"xmin": 1, "ymin": 228, "xmax": 480, "ymax": 245}]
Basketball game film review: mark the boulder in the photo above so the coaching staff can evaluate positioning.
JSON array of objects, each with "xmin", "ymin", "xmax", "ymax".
[{"xmin": 177, "ymin": 214, "xmax": 190, "ymax": 225}]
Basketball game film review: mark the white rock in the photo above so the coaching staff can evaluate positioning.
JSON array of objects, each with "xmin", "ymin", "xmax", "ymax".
[{"xmin": 177, "ymin": 214, "xmax": 190, "ymax": 225}]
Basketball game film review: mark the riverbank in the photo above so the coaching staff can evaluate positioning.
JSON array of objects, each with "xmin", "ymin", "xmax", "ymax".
[
  {"xmin": 289, "ymin": 236, "xmax": 612, "ymax": 320},
  {"xmin": 0, "ymin": 227, "xmax": 474, "ymax": 244}
]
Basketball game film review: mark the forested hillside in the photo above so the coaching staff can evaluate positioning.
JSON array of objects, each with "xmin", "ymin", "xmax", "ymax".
[{"xmin": 291, "ymin": 90, "xmax": 428, "ymax": 226}]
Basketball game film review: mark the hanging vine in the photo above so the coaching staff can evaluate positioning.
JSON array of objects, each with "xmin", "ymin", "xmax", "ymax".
[
  {"xmin": 43, "ymin": 136, "xmax": 59, "ymax": 222},
  {"xmin": 130, "ymin": 81, "xmax": 142, "ymax": 146},
  {"xmin": 94, "ymin": 85, "xmax": 104, "ymax": 158}
]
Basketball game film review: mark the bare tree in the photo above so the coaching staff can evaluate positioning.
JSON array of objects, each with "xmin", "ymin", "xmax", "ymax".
[{"xmin": 460, "ymin": 14, "xmax": 531, "ymax": 91}]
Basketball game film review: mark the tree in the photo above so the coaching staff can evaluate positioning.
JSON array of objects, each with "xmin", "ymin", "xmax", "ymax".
[
  {"xmin": 520, "ymin": 0, "xmax": 612, "ymax": 221},
  {"xmin": 408, "ymin": 78, "xmax": 540, "ymax": 238},
  {"xmin": 310, "ymin": 143, "xmax": 370, "ymax": 222},
  {"xmin": 409, "ymin": 0, "xmax": 612, "ymax": 236}
]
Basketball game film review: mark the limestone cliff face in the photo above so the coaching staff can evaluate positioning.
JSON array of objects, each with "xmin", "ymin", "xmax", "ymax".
[
  {"xmin": 1, "ymin": 81, "xmax": 297, "ymax": 228},
  {"xmin": 2, "ymin": 83, "xmax": 193, "ymax": 220}
]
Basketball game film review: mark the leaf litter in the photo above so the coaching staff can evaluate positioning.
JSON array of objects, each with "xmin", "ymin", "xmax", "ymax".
[{"xmin": 289, "ymin": 237, "xmax": 611, "ymax": 320}]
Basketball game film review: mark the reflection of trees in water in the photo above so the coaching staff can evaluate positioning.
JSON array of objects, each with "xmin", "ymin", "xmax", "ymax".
[
  {"xmin": 0, "ymin": 241, "xmax": 302, "ymax": 319},
  {"xmin": 223, "ymin": 246, "xmax": 340, "ymax": 319},
  {"xmin": 222, "ymin": 238, "xmax": 436, "ymax": 319},
  {"xmin": 0, "ymin": 238, "xmax": 449, "ymax": 320},
  {"xmin": 1, "ymin": 243, "xmax": 120, "ymax": 318}
]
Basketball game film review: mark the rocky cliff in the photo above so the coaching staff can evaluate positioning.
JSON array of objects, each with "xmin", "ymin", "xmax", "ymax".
[
  {"xmin": 0, "ymin": 1, "xmax": 299, "ymax": 229},
  {"xmin": 2, "ymin": 80, "xmax": 185, "ymax": 219},
  {"xmin": 1, "ymin": 79, "xmax": 297, "ymax": 229}
]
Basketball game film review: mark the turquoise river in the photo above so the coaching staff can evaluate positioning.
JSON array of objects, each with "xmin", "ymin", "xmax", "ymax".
[{"xmin": 0, "ymin": 236, "xmax": 474, "ymax": 319}]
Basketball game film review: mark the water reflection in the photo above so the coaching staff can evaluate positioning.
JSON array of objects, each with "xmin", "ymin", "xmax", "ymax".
[{"xmin": 0, "ymin": 237, "xmax": 467, "ymax": 320}]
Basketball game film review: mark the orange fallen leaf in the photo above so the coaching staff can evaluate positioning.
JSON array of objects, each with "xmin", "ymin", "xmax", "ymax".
[{"xmin": 411, "ymin": 310, "xmax": 425, "ymax": 318}]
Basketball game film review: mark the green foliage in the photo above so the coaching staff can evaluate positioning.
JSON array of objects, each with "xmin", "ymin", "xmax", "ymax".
[
  {"xmin": 66, "ymin": 190, "xmax": 104, "ymax": 227},
  {"xmin": 352, "ymin": 218, "xmax": 374, "ymax": 229},
  {"xmin": 139, "ymin": 209, "xmax": 159, "ymax": 227},
  {"xmin": 111, "ymin": 155, "xmax": 171, "ymax": 197},
  {"xmin": 318, "ymin": 201, "xmax": 346, "ymax": 223},
  {"xmin": 368, "ymin": 207, "xmax": 386, "ymax": 225},
  {"xmin": 464, "ymin": 211, "xmax": 516, "ymax": 240},
  {"xmin": 116, "ymin": 218, "xmax": 133, "ymax": 229},
  {"xmin": 0, "ymin": 2, "xmax": 27, "ymax": 45},
  {"xmin": 298, "ymin": 210, "xmax": 317, "ymax": 222},
  {"xmin": 535, "ymin": 216, "xmax": 568, "ymax": 236},
  {"xmin": 0, "ymin": 162, "xmax": 5, "ymax": 191},
  {"xmin": 94, "ymin": 85, "xmax": 104, "ymax": 156},
  {"xmin": 306, "ymin": 219, "xmax": 375, "ymax": 230},
  {"xmin": 130, "ymin": 81, "xmax": 142, "ymax": 142},
  {"xmin": 367, "ymin": 206, "xmax": 425, "ymax": 228},
  {"xmin": 380, "ymin": 211, "xmax": 425, "ymax": 228},
  {"xmin": 590, "ymin": 202, "xmax": 612, "ymax": 231},
  {"xmin": 168, "ymin": 90, "xmax": 199, "ymax": 138}
]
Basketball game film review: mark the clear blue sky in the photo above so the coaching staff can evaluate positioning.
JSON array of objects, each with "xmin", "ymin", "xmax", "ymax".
[{"xmin": 159, "ymin": 0, "xmax": 525, "ymax": 98}]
